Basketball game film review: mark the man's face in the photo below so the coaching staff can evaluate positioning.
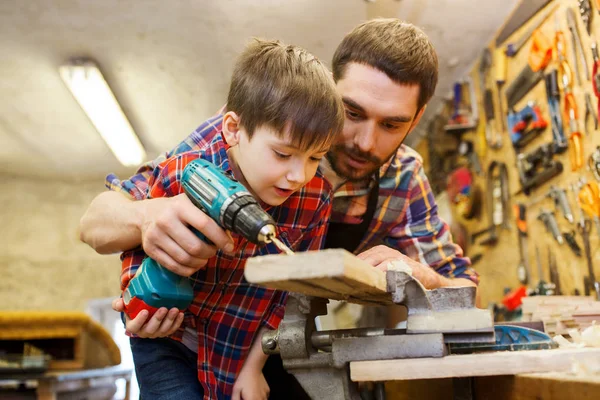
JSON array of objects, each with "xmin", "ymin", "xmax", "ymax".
[{"xmin": 327, "ymin": 63, "xmax": 425, "ymax": 181}]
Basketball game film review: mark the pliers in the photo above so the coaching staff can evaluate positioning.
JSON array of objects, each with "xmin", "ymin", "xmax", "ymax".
[{"xmin": 585, "ymin": 92, "xmax": 598, "ymax": 131}]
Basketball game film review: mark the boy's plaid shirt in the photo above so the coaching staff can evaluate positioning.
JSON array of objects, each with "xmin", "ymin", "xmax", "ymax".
[
  {"xmin": 107, "ymin": 113, "xmax": 478, "ymax": 285},
  {"xmin": 117, "ymin": 131, "xmax": 332, "ymax": 399}
]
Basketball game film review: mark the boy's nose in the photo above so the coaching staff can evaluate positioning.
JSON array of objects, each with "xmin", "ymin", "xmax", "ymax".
[{"xmin": 286, "ymin": 163, "xmax": 306, "ymax": 184}]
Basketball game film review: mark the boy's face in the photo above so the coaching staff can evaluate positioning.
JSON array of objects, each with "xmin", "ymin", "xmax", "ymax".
[
  {"xmin": 223, "ymin": 114, "xmax": 330, "ymax": 206},
  {"xmin": 327, "ymin": 63, "xmax": 426, "ymax": 182}
]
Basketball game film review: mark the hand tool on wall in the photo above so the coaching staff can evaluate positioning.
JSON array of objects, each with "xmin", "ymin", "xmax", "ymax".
[
  {"xmin": 554, "ymin": 16, "xmax": 585, "ymax": 172},
  {"xmin": 123, "ymin": 159, "xmax": 288, "ymax": 319},
  {"xmin": 563, "ymin": 230, "xmax": 582, "ymax": 256},
  {"xmin": 495, "ymin": 50, "xmax": 508, "ymax": 133},
  {"xmin": 579, "ymin": 0, "xmax": 593, "ymax": 35},
  {"xmin": 589, "ymin": 146, "xmax": 600, "ymax": 181},
  {"xmin": 496, "ymin": 0, "xmax": 553, "ymax": 46},
  {"xmin": 503, "ymin": 2, "xmax": 558, "ymax": 57},
  {"xmin": 578, "ymin": 178, "xmax": 600, "ymax": 241},
  {"xmin": 445, "ymin": 78, "xmax": 478, "ymax": 133},
  {"xmin": 535, "ymin": 246, "xmax": 555, "ymax": 295},
  {"xmin": 506, "ymin": 30, "xmax": 553, "ymax": 109},
  {"xmin": 447, "ymin": 166, "xmax": 482, "ymax": 220},
  {"xmin": 593, "ymin": 43, "xmax": 600, "ymax": 116},
  {"xmin": 458, "ymin": 140, "xmax": 483, "ymax": 176},
  {"xmin": 573, "ymin": 180, "xmax": 600, "ymax": 300},
  {"xmin": 507, "ymin": 102, "xmax": 548, "ymax": 150},
  {"xmin": 579, "ymin": 218, "xmax": 599, "ymax": 299},
  {"xmin": 479, "ymin": 49, "xmax": 502, "ymax": 149},
  {"xmin": 548, "ymin": 247, "xmax": 562, "ymax": 295},
  {"xmin": 548, "ymin": 185, "xmax": 574, "ymax": 223},
  {"xmin": 471, "ymin": 161, "xmax": 510, "ymax": 246},
  {"xmin": 484, "ymin": 89, "xmax": 502, "ymax": 149},
  {"xmin": 544, "ymin": 70, "xmax": 568, "ymax": 153},
  {"xmin": 514, "ymin": 203, "xmax": 531, "ymax": 285},
  {"xmin": 566, "ymin": 7, "xmax": 590, "ymax": 84},
  {"xmin": 516, "ymin": 142, "xmax": 563, "ymax": 195},
  {"xmin": 538, "ymin": 209, "xmax": 564, "ymax": 245},
  {"xmin": 585, "ymin": 92, "xmax": 598, "ymax": 130}
]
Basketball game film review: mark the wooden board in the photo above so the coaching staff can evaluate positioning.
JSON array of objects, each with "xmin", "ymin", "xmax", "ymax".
[
  {"xmin": 350, "ymin": 348, "xmax": 600, "ymax": 382},
  {"xmin": 244, "ymin": 249, "xmax": 392, "ymax": 304},
  {"xmin": 384, "ymin": 373, "xmax": 600, "ymax": 400}
]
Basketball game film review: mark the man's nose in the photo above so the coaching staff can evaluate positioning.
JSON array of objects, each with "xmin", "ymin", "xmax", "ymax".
[{"xmin": 354, "ymin": 121, "xmax": 376, "ymax": 153}]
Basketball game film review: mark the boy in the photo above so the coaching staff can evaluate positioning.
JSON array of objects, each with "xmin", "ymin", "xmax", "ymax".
[{"xmin": 120, "ymin": 39, "xmax": 344, "ymax": 400}]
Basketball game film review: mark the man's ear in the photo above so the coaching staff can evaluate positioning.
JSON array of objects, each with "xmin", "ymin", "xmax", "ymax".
[
  {"xmin": 222, "ymin": 111, "xmax": 242, "ymax": 145},
  {"xmin": 408, "ymin": 104, "xmax": 427, "ymax": 132}
]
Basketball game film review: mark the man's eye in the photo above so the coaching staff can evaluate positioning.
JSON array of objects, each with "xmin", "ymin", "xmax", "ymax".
[
  {"xmin": 273, "ymin": 150, "xmax": 291, "ymax": 159},
  {"xmin": 345, "ymin": 109, "xmax": 362, "ymax": 120},
  {"xmin": 382, "ymin": 122, "xmax": 400, "ymax": 131}
]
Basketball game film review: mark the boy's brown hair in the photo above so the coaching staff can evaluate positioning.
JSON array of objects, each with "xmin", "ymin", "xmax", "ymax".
[
  {"xmin": 332, "ymin": 19, "xmax": 438, "ymax": 111},
  {"xmin": 227, "ymin": 39, "xmax": 344, "ymax": 151}
]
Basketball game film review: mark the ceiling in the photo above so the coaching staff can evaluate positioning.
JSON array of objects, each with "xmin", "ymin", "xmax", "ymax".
[{"xmin": 0, "ymin": 0, "xmax": 518, "ymax": 181}]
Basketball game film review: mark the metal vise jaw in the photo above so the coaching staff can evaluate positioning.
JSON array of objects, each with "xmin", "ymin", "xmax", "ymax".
[{"xmin": 262, "ymin": 270, "xmax": 493, "ymax": 400}]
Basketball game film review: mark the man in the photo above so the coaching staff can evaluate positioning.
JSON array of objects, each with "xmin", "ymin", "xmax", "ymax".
[{"xmin": 81, "ymin": 16, "xmax": 477, "ymax": 362}]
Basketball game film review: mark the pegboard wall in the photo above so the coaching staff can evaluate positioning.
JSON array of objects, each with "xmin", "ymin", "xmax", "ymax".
[{"xmin": 425, "ymin": 0, "xmax": 600, "ymax": 309}]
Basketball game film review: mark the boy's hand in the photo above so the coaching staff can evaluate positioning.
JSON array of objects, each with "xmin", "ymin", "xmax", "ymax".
[
  {"xmin": 112, "ymin": 298, "xmax": 184, "ymax": 338},
  {"xmin": 140, "ymin": 194, "xmax": 235, "ymax": 276},
  {"xmin": 231, "ymin": 363, "xmax": 269, "ymax": 400}
]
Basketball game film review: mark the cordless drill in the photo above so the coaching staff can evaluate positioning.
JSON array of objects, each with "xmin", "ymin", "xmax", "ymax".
[{"xmin": 123, "ymin": 159, "xmax": 279, "ymax": 319}]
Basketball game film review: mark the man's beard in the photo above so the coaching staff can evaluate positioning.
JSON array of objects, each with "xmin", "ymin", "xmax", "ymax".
[{"xmin": 326, "ymin": 145, "xmax": 384, "ymax": 182}]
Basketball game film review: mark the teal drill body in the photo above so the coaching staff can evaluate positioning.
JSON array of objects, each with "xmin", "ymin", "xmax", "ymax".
[{"xmin": 123, "ymin": 159, "xmax": 277, "ymax": 319}]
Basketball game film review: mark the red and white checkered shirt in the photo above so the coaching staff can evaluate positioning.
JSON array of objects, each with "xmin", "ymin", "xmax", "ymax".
[{"xmin": 119, "ymin": 132, "xmax": 332, "ymax": 399}]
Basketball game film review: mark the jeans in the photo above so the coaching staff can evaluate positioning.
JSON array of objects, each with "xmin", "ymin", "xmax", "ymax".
[{"xmin": 130, "ymin": 337, "xmax": 203, "ymax": 400}]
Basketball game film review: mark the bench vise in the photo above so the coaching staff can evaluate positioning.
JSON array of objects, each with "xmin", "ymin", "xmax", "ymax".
[{"xmin": 260, "ymin": 269, "xmax": 493, "ymax": 400}]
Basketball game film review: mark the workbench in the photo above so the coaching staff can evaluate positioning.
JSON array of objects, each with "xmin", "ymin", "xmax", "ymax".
[
  {"xmin": 246, "ymin": 249, "xmax": 600, "ymax": 400},
  {"xmin": 0, "ymin": 365, "xmax": 132, "ymax": 400}
]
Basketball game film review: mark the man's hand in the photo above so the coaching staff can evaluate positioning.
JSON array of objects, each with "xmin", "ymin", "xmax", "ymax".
[
  {"xmin": 112, "ymin": 298, "xmax": 184, "ymax": 338},
  {"xmin": 231, "ymin": 362, "xmax": 270, "ymax": 400},
  {"xmin": 357, "ymin": 245, "xmax": 470, "ymax": 290},
  {"xmin": 141, "ymin": 194, "xmax": 234, "ymax": 276}
]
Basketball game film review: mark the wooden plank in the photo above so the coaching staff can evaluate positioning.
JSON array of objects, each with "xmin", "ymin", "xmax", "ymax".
[
  {"xmin": 245, "ymin": 249, "xmax": 392, "ymax": 304},
  {"xmin": 385, "ymin": 373, "xmax": 600, "ymax": 400},
  {"xmin": 350, "ymin": 348, "xmax": 600, "ymax": 382}
]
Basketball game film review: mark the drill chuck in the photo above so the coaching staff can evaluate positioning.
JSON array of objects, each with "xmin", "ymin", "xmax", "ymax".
[
  {"xmin": 182, "ymin": 159, "xmax": 277, "ymax": 245},
  {"xmin": 222, "ymin": 195, "xmax": 277, "ymax": 245}
]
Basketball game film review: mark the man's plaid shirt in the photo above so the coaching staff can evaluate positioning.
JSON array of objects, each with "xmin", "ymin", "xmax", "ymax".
[
  {"xmin": 107, "ymin": 113, "xmax": 478, "ymax": 285},
  {"xmin": 116, "ymin": 131, "xmax": 332, "ymax": 399}
]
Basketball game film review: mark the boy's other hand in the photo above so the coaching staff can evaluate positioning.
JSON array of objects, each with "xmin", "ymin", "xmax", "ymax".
[
  {"xmin": 231, "ymin": 364, "xmax": 269, "ymax": 400},
  {"xmin": 141, "ymin": 194, "xmax": 235, "ymax": 276},
  {"xmin": 111, "ymin": 298, "xmax": 184, "ymax": 339}
]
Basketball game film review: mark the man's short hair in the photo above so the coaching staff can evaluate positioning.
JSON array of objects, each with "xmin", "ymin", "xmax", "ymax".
[
  {"xmin": 227, "ymin": 39, "xmax": 344, "ymax": 151},
  {"xmin": 332, "ymin": 19, "xmax": 438, "ymax": 111}
]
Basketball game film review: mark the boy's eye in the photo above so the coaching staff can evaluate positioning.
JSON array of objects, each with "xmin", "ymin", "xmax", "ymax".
[
  {"xmin": 309, "ymin": 156, "xmax": 323, "ymax": 162},
  {"xmin": 273, "ymin": 150, "xmax": 291, "ymax": 159}
]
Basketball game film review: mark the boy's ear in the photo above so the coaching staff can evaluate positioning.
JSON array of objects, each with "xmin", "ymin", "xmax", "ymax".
[{"xmin": 222, "ymin": 111, "xmax": 242, "ymax": 146}]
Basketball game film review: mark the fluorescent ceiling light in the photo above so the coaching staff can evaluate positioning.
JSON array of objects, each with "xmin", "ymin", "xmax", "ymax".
[{"xmin": 59, "ymin": 59, "xmax": 146, "ymax": 167}]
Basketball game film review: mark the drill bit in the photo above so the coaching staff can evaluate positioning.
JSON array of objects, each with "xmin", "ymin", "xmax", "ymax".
[{"xmin": 270, "ymin": 236, "xmax": 295, "ymax": 255}]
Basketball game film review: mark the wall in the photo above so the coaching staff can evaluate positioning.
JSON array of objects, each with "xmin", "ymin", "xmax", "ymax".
[
  {"xmin": 427, "ymin": 0, "xmax": 600, "ymax": 308},
  {"xmin": 0, "ymin": 174, "xmax": 121, "ymax": 311}
]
